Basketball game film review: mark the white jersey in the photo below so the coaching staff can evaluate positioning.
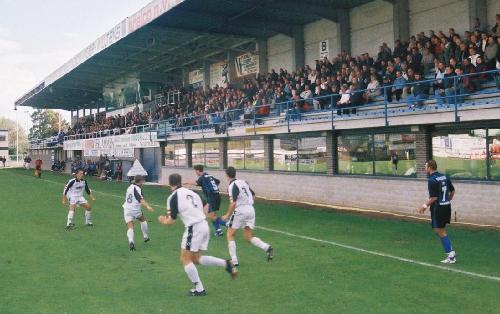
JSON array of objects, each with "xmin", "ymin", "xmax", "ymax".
[
  {"xmin": 167, "ymin": 187, "xmax": 206, "ymax": 227},
  {"xmin": 228, "ymin": 179, "xmax": 254, "ymax": 207},
  {"xmin": 123, "ymin": 184, "xmax": 143, "ymax": 211},
  {"xmin": 63, "ymin": 178, "xmax": 90, "ymax": 199}
]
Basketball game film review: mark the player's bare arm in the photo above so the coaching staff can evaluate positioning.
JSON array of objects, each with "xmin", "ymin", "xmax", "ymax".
[
  {"xmin": 141, "ymin": 199, "xmax": 154, "ymax": 212},
  {"xmin": 418, "ymin": 196, "xmax": 437, "ymax": 213},
  {"xmin": 222, "ymin": 201, "xmax": 236, "ymax": 221}
]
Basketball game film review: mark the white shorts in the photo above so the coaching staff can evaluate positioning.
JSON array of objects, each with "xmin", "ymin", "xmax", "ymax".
[
  {"xmin": 68, "ymin": 196, "xmax": 88, "ymax": 206},
  {"xmin": 181, "ymin": 220, "xmax": 209, "ymax": 252},
  {"xmin": 123, "ymin": 207, "xmax": 144, "ymax": 223},
  {"xmin": 228, "ymin": 206, "xmax": 255, "ymax": 230}
]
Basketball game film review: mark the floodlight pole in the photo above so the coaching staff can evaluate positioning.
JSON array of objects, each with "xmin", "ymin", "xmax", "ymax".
[{"xmin": 15, "ymin": 107, "xmax": 19, "ymax": 163}]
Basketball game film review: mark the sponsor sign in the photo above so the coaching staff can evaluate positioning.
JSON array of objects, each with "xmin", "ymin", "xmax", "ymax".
[
  {"xmin": 319, "ymin": 40, "xmax": 329, "ymax": 59},
  {"xmin": 64, "ymin": 133, "xmax": 159, "ymax": 157},
  {"xmin": 210, "ymin": 62, "xmax": 229, "ymax": 87},
  {"xmin": 235, "ymin": 53, "xmax": 259, "ymax": 77},
  {"xmin": 188, "ymin": 68, "xmax": 204, "ymax": 85}
]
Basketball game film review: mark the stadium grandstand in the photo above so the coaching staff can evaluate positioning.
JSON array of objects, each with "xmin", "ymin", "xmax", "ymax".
[{"xmin": 17, "ymin": 0, "xmax": 500, "ymax": 225}]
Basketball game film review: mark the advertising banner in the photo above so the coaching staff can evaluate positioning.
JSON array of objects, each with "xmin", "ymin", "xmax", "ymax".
[
  {"xmin": 64, "ymin": 133, "xmax": 159, "ymax": 157},
  {"xmin": 210, "ymin": 62, "xmax": 229, "ymax": 87},
  {"xmin": 188, "ymin": 68, "xmax": 204, "ymax": 85},
  {"xmin": 235, "ymin": 53, "xmax": 259, "ymax": 77}
]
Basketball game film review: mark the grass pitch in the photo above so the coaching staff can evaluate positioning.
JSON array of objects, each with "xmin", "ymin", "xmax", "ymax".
[{"xmin": 0, "ymin": 168, "xmax": 499, "ymax": 313}]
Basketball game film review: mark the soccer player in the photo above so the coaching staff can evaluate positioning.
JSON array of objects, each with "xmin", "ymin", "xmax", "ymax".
[
  {"xmin": 158, "ymin": 173, "xmax": 237, "ymax": 297},
  {"xmin": 417, "ymin": 160, "xmax": 457, "ymax": 264},
  {"xmin": 123, "ymin": 175, "xmax": 155, "ymax": 251},
  {"xmin": 62, "ymin": 169, "xmax": 96, "ymax": 230},
  {"xmin": 185, "ymin": 165, "xmax": 225, "ymax": 237},
  {"xmin": 222, "ymin": 167, "xmax": 273, "ymax": 266}
]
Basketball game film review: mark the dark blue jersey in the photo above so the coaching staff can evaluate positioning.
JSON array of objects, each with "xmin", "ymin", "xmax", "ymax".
[
  {"xmin": 196, "ymin": 172, "xmax": 220, "ymax": 196},
  {"xmin": 428, "ymin": 172, "xmax": 455, "ymax": 206}
]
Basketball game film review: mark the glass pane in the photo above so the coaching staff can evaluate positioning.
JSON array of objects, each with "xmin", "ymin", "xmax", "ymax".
[
  {"xmin": 374, "ymin": 133, "xmax": 416, "ymax": 176},
  {"xmin": 192, "ymin": 142, "xmax": 205, "ymax": 166},
  {"xmin": 204, "ymin": 141, "xmax": 219, "ymax": 168},
  {"xmin": 338, "ymin": 134, "xmax": 373, "ymax": 175},
  {"xmin": 274, "ymin": 137, "xmax": 297, "ymax": 171},
  {"xmin": 489, "ymin": 129, "xmax": 500, "ymax": 180},
  {"xmin": 228, "ymin": 139, "xmax": 246, "ymax": 169},
  {"xmin": 298, "ymin": 137, "xmax": 327, "ymax": 173},
  {"xmin": 165, "ymin": 143, "xmax": 186, "ymax": 167},
  {"xmin": 432, "ymin": 130, "xmax": 487, "ymax": 179},
  {"xmin": 244, "ymin": 139, "xmax": 265, "ymax": 170}
]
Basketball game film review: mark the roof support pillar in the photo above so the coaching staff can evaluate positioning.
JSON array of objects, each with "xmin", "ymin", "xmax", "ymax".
[
  {"xmin": 392, "ymin": 0, "xmax": 410, "ymax": 42},
  {"xmin": 257, "ymin": 39, "xmax": 268, "ymax": 74},
  {"xmin": 227, "ymin": 50, "xmax": 237, "ymax": 85},
  {"xmin": 181, "ymin": 68, "xmax": 188, "ymax": 88},
  {"xmin": 203, "ymin": 61, "xmax": 211, "ymax": 90},
  {"xmin": 292, "ymin": 26, "xmax": 305, "ymax": 71},
  {"xmin": 468, "ymin": 0, "xmax": 487, "ymax": 32},
  {"xmin": 336, "ymin": 8, "xmax": 351, "ymax": 54}
]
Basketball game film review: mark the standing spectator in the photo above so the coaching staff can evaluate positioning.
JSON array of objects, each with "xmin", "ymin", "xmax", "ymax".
[
  {"xmin": 492, "ymin": 14, "xmax": 500, "ymax": 37},
  {"xmin": 484, "ymin": 36, "xmax": 498, "ymax": 69},
  {"xmin": 422, "ymin": 47, "xmax": 436, "ymax": 75},
  {"xmin": 391, "ymin": 152, "xmax": 399, "ymax": 174},
  {"xmin": 407, "ymin": 73, "xmax": 430, "ymax": 108},
  {"xmin": 0, "ymin": 156, "xmax": 5, "ymax": 167},
  {"xmin": 24, "ymin": 155, "xmax": 32, "ymax": 170}
]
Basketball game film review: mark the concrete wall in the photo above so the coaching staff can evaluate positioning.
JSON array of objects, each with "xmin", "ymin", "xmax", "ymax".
[
  {"xmin": 161, "ymin": 167, "xmax": 500, "ymax": 225},
  {"xmin": 487, "ymin": 0, "xmax": 500, "ymax": 30},
  {"xmin": 409, "ymin": 0, "xmax": 469, "ymax": 36},
  {"xmin": 350, "ymin": 0, "xmax": 394, "ymax": 56},
  {"xmin": 267, "ymin": 34, "xmax": 293, "ymax": 72},
  {"xmin": 304, "ymin": 19, "xmax": 339, "ymax": 66}
]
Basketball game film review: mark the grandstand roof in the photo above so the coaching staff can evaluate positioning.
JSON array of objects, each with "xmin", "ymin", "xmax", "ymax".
[{"xmin": 16, "ymin": 0, "xmax": 373, "ymax": 110}]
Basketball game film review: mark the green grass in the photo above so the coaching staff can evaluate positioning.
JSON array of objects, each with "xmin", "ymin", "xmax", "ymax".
[{"xmin": 1, "ymin": 168, "xmax": 500, "ymax": 313}]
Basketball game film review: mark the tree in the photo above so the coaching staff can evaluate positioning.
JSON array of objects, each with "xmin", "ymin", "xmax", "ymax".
[
  {"xmin": 0, "ymin": 117, "xmax": 27, "ymax": 155},
  {"xmin": 29, "ymin": 109, "xmax": 69, "ymax": 140}
]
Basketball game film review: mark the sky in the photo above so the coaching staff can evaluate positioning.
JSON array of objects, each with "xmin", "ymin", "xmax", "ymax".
[{"xmin": 0, "ymin": 0, "xmax": 152, "ymax": 132}]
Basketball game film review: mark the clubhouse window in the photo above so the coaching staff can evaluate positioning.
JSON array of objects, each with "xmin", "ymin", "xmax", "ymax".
[
  {"xmin": 165, "ymin": 142, "xmax": 186, "ymax": 167},
  {"xmin": 274, "ymin": 134, "xmax": 327, "ymax": 173},
  {"xmin": 228, "ymin": 137, "xmax": 265, "ymax": 170},
  {"xmin": 432, "ymin": 130, "xmax": 487, "ymax": 180}
]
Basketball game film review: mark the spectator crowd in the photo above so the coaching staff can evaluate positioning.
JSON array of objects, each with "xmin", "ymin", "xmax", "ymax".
[{"xmin": 64, "ymin": 15, "xmax": 500, "ymax": 136}]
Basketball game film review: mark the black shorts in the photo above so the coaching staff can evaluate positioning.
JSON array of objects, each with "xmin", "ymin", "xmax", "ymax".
[
  {"xmin": 431, "ymin": 204, "xmax": 451, "ymax": 228},
  {"xmin": 207, "ymin": 193, "xmax": 221, "ymax": 213}
]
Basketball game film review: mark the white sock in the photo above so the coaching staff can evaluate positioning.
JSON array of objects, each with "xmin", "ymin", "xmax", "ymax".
[
  {"xmin": 127, "ymin": 228, "xmax": 134, "ymax": 243},
  {"xmin": 228, "ymin": 240, "xmax": 238, "ymax": 264},
  {"xmin": 140, "ymin": 221, "xmax": 149, "ymax": 239},
  {"xmin": 250, "ymin": 237, "xmax": 270, "ymax": 251},
  {"xmin": 85, "ymin": 210, "xmax": 92, "ymax": 224},
  {"xmin": 66, "ymin": 210, "xmax": 74, "ymax": 226},
  {"xmin": 184, "ymin": 262, "xmax": 204, "ymax": 292},
  {"xmin": 199, "ymin": 256, "xmax": 226, "ymax": 267}
]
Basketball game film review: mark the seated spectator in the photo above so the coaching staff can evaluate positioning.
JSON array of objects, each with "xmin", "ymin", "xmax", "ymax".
[
  {"xmin": 337, "ymin": 84, "xmax": 351, "ymax": 115},
  {"xmin": 365, "ymin": 74, "xmax": 381, "ymax": 101},
  {"xmin": 435, "ymin": 66, "xmax": 456, "ymax": 105},
  {"xmin": 390, "ymin": 71, "xmax": 407, "ymax": 102},
  {"xmin": 407, "ymin": 73, "xmax": 429, "ymax": 108}
]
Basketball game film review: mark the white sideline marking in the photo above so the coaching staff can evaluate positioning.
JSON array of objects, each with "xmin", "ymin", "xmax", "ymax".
[{"xmin": 30, "ymin": 176, "xmax": 500, "ymax": 283}]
